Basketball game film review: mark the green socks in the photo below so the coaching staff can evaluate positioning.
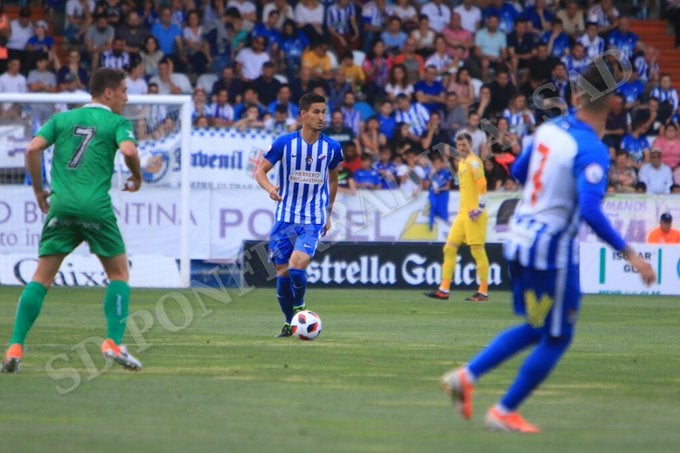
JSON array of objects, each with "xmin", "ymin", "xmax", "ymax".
[
  {"xmin": 9, "ymin": 280, "xmax": 130, "ymax": 347},
  {"xmin": 10, "ymin": 281, "xmax": 48, "ymax": 345},
  {"xmin": 104, "ymin": 280, "xmax": 130, "ymax": 345}
]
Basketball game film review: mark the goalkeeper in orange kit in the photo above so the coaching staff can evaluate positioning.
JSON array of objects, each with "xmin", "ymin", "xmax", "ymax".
[{"xmin": 425, "ymin": 133, "xmax": 490, "ymax": 302}]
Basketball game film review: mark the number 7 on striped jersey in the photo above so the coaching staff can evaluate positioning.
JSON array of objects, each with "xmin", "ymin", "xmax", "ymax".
[{"xmin": 530, "ymin": 143, "xmax": 550, "ymax": 206}]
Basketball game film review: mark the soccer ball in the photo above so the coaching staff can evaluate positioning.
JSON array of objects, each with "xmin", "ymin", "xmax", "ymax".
[{"xmin": 291, "ymin": 310, "xmax": 322, "ymax": 340}]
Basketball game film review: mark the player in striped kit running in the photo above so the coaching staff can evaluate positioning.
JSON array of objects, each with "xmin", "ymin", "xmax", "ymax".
[
  {"xmin": 439, "ymin": 61, "xmax": 656, "ymax": 433},
  {"xmin": 255, "ymin": 93, "xmax": 343, "ymax": 337}
]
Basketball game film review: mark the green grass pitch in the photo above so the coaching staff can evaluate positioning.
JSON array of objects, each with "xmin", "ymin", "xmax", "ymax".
[{"xmin": 0, "ymin": 286, "xmax": 679, "ymax": 452}]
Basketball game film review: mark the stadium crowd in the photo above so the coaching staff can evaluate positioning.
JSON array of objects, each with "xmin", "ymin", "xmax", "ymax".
[{"xmin": 1, "ymin": 0, "xmax": 680, "ymax": 194}]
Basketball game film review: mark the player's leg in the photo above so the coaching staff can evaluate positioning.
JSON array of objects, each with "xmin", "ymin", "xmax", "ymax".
[
  {"xmin": 3, "ymin": 212, "xmax": 81, "ymax": 373},
  {"xmin": 2, "ymin": 254, "xmax": 66, "ymax": 373},
  {"xmin": 485, "ymin": 263, "xmax": 580, "ymax": 433},
  {"xmin": 87, "ymin": 215, "xmax": 141, "ymax": 370},
  {"xmin": 269, "ymin": 222, "xmax": 296, "ymax": 336},
  {"xmin": 484, "ymin": 331, "xmax": 571, "ymax": 433},
  {"xmin": 97, "ymin": 253, "xmax": 130, "ymax": 344},
  {"xmin": 426, "ymin": 216, "xmax": 464, "ymax": 299},
  {"xmin": 440, "ymin": 263, "xmax": 543, "ymax": 419},
  {"xmin": 465, "ymin": 212, "xmax": 490, "ymax": 302},
  {"xmin": 97, "ymin": 253, "xmax": 142, "ymax": 370},
  {"xmin": 441, "ymin": 323, "xmax": 541, "ymax": 421},
  {"xmin": 288, "ymin": 224, "xmax": 323, "ymax": 311}
]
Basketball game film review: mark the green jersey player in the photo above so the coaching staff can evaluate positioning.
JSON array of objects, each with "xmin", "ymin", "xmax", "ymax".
[{"xmin": 2, "ymin": 68, "xmax": 144, "ymax": 373}]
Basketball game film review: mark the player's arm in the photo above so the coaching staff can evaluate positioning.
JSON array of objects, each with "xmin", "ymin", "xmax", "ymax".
[
  {"xmin": 119, "ymin": 140, "xmax": 142, "ymax": 192},
  {"xmin": 469, "ymin": 159, "xmax": 487, "ymax": 221},
  {"xmin": 511, "ymin": 140, "xmax": 533, "ymax": 185},
  {"xmin": 255, "ymin": 159, "xmax": 281, "ymax": 201},
  {"xmin": 576, "ymin": 155, "xmax": 656, "ymax": 285},
  {"xmin": 26, "ymin": 136, "xmax": 52, "ymax": 214},
  {"xmin": 255, "ymin": 158, "xmax": 282, "ymax": 202},
  {"xmin": 256, "ymin": 139, "xmax": 283, "ymax": 201}
]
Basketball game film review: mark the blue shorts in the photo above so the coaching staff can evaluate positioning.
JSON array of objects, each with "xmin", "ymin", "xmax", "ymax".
[
  {"xmin": 268, "ymin": 221, "xmax": 324, "ymax": 265},
  {"xmin": 509, "ymin": 261, "xmax": 581, "ymax": 338}
]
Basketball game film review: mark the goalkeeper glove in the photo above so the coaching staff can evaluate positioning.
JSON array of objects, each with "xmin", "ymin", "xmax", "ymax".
[
  {"xmin": 468, "ymin": 197, "xmax": 486, "ymax": 221},
  {"xmin": 468, "ymin": 208, "xmax": 483, "ymax": 221}
]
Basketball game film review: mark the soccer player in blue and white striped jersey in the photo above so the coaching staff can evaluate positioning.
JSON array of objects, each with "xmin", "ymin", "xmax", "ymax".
[
  {"xmin": 439, "ymin": 61, "xmax": 656, "ymax": 433},
  {"xmin": 255, "ymin": 92, "xmax": 343, "ymax": 337}
]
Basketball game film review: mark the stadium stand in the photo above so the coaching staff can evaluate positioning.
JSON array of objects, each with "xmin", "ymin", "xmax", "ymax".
[{"xmin": 1, "ymin": 0, "xmax": 679, "ymax": 194}]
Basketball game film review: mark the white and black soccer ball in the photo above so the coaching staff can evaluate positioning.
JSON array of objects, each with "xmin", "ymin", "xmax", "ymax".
[{"xmin": 291, "ymin": 310, "xmax": 322, "ymax": 341}]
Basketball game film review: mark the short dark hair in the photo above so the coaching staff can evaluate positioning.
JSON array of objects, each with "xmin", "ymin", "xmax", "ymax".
[
  {"xmin": 89, "ymin": 68, "xmax": 126, "ymax": 97},
  {"xmin": 457, "ymin": 132, "xmax": 472, "ymax": 144},
  {"xmin": 225, "ymin": 7, "xmax": 241, "ymax": 19},
  {"xmin": 576, "ymin": 60, "xmax": 617, "ymax": 112},
  {"xmin": 299, "ymin": 92, "xmax": 327, "ymax": 111}
]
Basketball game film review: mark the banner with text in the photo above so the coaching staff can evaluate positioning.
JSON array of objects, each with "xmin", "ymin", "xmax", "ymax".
[
  {"xmin": 0, "ymin": 254, "xmax": 181, "ymax": 287},
  {"xmin": 241, "ymin": 241, "xmax": 510, "ymax": 289},
  {"xmin": 579, "ymin": 245, "xmax": 680, "ymax": 295},
  {"xmin": 1, "ymin": 188, "xmax": 679, "ymax": 261},
  {"xmin": 123, "ymin": 129, "xmax": 277, "ymax": 190}
]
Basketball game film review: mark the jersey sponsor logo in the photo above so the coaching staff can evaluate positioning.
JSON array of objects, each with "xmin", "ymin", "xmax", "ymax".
[
  {"xmin": 584, "ymin": 163, "xmax": 604, "ymax": 184},
  {"xmin": 288, "ymin": 170, "xmax": 323, "ymax": 184}
]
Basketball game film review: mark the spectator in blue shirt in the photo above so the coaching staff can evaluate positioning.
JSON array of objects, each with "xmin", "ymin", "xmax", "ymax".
[
  {"xmin": 373, "ymin": 145, "xmax": 399, "ymax": 189},
  {"xmin": 414, "ymin": 65, "xmax": 446, "ymax": 114},
  {"xmin": 381, "ymin": 16, "xmax": 408, "ymax": 56},
  {"xmin": 268, "ymin": 84, "xmax": 300, "ymax": 121},
  {"xmin": 151, "ymin": 7, "xmax": 184, "ymax": 70},
  {"xmin": 233, "ymin": 87, "xmax": 267, "ymax": 120},
  {"xmin": 522, "ymin": 0, "xmax": 555, "ymax": 33},
  {"xmin": 620, "ymin": 119, "xmax": 651, "ymax": 170},
  {"xmin": 483, "ymin": 0, "xmax": 520, "ymax": 34},
  {"xmin": 280, "ymin": 19, "xmax": 309, "ymax": 81},
  {"xmin": 543, "ymin": 18, "xmax": 571, "ymax": 59},
  {"xmin": 377, "ymin": 100, "xmax": 397, "ymax": 140},
  {"xmin": 562, "ymin": 42, "xmax": 589, "ymax": 79},
  {"xmin": 354, "ymin": 154, "xmax": 382, "ymax": 189},
  {"xmin": 607, "ymin": 17, "xmax": 640, "ymax": 61},
  {"xmin": 427, "ymin": 153, "xmax": 451, "ymax": 230},
  {"xmin": 617, "ymin": 69, "xmax": 645, "ymax": 110},
  {"xmin": 252, "ymin": 10, "xmax": 283, "ymax": 54}
]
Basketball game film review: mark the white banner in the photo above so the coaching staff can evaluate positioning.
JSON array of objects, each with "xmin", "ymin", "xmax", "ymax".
[
  {"xmin": 125, "ymin": 129, "xmax": 277, "ymax": 190},
  {"xmin": 2, "ymin": 187, "xmax": 680, "ymax": 261},
  {"xmin": 0, "ymin": 254, "xmax": 181, "ymax": 288},
  {"xmin": 0, "ymin": 186, "xmax": 521, "ymax": 260},
  {"xmin": 579, "ymin": 245, "xmax": 680, "ymax": 295}
]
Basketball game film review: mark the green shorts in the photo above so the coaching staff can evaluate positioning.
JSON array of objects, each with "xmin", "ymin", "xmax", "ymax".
[{"xmin": 38, "ymin": 212, "xmax": 126, "ymax": 258}]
